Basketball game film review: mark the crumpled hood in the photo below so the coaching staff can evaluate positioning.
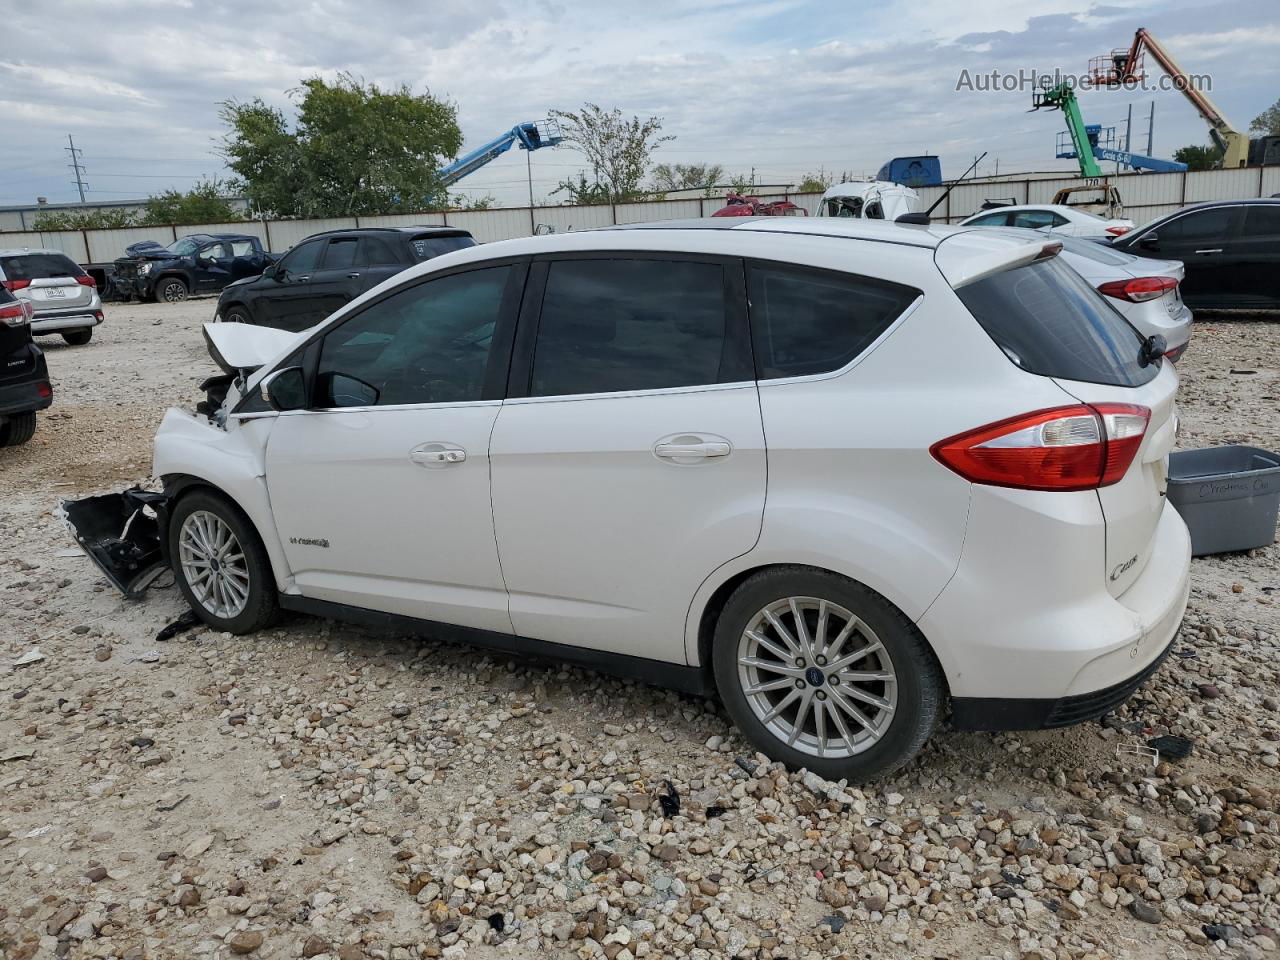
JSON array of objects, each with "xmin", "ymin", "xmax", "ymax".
[{"xmin": 203, "ymin": 322, "xmax": 302, "ymax": 376}]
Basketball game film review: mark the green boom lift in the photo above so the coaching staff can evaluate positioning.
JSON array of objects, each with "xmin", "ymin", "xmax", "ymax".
[{"xmin": 1032, "ymin": 82, "xmax": 1103, "ymax": 178}]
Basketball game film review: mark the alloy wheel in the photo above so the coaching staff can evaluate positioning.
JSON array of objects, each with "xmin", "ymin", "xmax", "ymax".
[
  {"xmin": 736, "ymin": 596, "xmax": 898, "ymax": 758},
  {"xmin": 178, "ymin": 510, "xmax": 250, "ymax": 619},
  {"xmin": 161, "ymin": 280, "xmax": 188, "ymax": 303}
]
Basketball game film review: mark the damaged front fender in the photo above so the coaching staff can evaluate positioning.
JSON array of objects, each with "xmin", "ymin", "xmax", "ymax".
[{"xmin": 61, "ymin": 489, "xmax": 171, "ymax": 598}]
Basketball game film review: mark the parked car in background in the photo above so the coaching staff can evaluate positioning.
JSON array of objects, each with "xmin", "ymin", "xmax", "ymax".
[
  {"xmin": 1110, "ymin": 199, "xmax": 1280, "ymax": 311},
  {"xmin": 0, "ymin": 285, "xmax": 52, "ymax": 446},
  {"xmin": 983, "ymin": 231, "xmax": 1193, "ymax": 362},
  {"xmin": 960, "ymin": 204, "xmax": 1134, "ymax": 239},
  {"xmin": 1050, "ymin": 184, "xmax": 1125, "ymax": 220},
  {"xmin": 817, "ymin": 180, "xmax": 918, "ymax": 220},
  {"xmin": 0, "ymin": 248, "xmax": 103, "ymax": 345},
  {"xmin": 66, "ymin": 218, "xmax": 1189, "ymax": 782},
  {"xmin": 112, "ymin": 233, "xmax": 277, "ymax": 303},
  {"xmin": 215, "ymin": 226, "xmax": 476, "ymax": 331}
]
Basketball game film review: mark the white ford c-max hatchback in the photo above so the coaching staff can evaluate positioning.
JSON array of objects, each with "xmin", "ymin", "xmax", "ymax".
[{"xmin": 65, "ymin": 217, "xmax": 1191, "ymax": 781}]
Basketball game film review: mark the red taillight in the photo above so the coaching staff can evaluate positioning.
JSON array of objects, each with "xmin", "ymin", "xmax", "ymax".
[
  {"xmin": 76, "ymin": 274, "xmax": 96, "ymax": 288},
  {"xmin": 1105, "ymin": 225, "xmax": 1131, "ymax": 236},
  {"xmin": 1097, "ymin": 276, "xmax": 1178, "ymax": 303},
  {"xmin": 36, "ymin": 381, "xmax": 52, "ymax": 399},
  {"xmin": 2, "ymin": 279, "xmax": 31, "ymax": 292},
  {"xmin": 0, "ymin": 299, "xmax": 32, "ymax": 327},
  {"xmin": 931, "ymin": 403, "xmax": 1150, "ymax": 491}
]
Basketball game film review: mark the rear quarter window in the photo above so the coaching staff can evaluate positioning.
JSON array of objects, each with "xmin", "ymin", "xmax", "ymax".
[
  {"xmin": 955, "ymin": 257, "xmax": 1156, "ymax": 387},
  {"xmin": 747, "ymin": 262, "xmax": 918, "ymax": 379},
  {"xmin": 410, "ymin": 235, "xmax": 476, "ymax": 261}
]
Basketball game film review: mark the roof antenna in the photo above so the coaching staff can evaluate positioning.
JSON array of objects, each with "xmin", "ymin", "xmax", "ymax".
[{"xmin": 896, "ymin": 151, "xmax": 988, "ymax": 224}]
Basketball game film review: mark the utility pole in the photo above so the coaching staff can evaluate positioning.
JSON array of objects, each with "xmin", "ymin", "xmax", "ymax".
[
  {"xmin": 65, "ymin": 135, "xmax": 88, "ymax": 203},
  {"xmin": 526, "ymin": 149, "xmax": 534, "ymax": 208},
  {"xmin": 1146, "ymin": 102, "xmax": 1154, "ymax": 156}
]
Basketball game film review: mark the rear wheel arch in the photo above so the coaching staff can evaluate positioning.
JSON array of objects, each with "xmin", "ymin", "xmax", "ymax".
[{"xmin": 695, "ymin": 562, "xmax": 950, "ymax": 692}]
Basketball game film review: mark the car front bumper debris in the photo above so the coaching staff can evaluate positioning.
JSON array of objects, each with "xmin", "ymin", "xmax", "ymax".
[{"xmin": 62, "ymin": 488, "xmax": 171, "ymax": 598}]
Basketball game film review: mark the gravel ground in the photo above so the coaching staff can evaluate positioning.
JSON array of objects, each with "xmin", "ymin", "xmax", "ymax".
[{"xmin": 1, "ymin": 301, "xmax": 1278, "ymax": 960}]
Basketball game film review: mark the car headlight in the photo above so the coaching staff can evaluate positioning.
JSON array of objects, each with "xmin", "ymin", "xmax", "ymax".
[{"xmin": 139, "ymin": 263, "xmax": 153, "ymax": 275}]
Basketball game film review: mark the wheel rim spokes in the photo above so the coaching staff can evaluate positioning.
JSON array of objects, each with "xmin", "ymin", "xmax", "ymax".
[
  {"xmin": 736, "ymin": 596, "xmax": 898, "ymax": 759},
  {"xmin": 179, "ymin": 511, "xmax": 249, "ymax": 619}
]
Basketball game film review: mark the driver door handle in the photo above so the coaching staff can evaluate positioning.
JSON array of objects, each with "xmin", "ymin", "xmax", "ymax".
[
  {"xmin": 346, "ymin": 272, "xmax": 360, "ymax": 279},
  {"xmin": 409, "ymin": 442, "xmax": 466, "ymax": 467},
  {"xmin": 1194, "ymin": 248, "xmax": 1223, "ymax": 255},
  {"xmin": 294, "ymin": 275, "xmax": 311, "ymax": 282}
]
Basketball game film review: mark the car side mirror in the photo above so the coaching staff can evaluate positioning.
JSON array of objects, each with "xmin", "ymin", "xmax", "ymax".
[
  {"xmin": 1139, "ymin": 334, "xmax": 1168, "ymax": 367},
  {"xmin": 263, "ymin": 263, "xmax": 280, "ymax": 280},
  {"xmin": 1138, "ymin": 232, "xmax": 1159, "ymax": 249},
  {"xmin": 259, "ymin": 367, "xmax": 307, "ymax": 412}
]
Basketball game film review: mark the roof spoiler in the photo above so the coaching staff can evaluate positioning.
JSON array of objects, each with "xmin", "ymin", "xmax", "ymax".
[{"xmin": 935, "ymin": 236, "xmax": 1062, "ymax": 289}]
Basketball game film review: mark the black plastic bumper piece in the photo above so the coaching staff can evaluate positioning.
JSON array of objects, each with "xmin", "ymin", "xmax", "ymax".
[
  {"xmin": 950, "ymin": 632, "xmax": 1178, "ymax": 731},
  {"xmin": 62, "ymin": 489, "xmax": 171, "ymax": 598}
]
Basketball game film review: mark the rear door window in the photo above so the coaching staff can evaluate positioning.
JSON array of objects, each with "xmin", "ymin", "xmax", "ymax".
[
  {"xmin": 1242, "ymin": 205, "xmax": 1280, "ymax": 241},
  {"xmin": 968, "ymin": 212, "xmax": 1011, "ymax": 226},
  {"xmin": 321, "ymin": 237, "xmax": 359, "ymax": 269},
  {"xmin": 1011, "ymin": 210, "xmax": 1065, "ymax": 229},
  {"xmin": 0, "ymin": 252, "xmax": 82, "ymax": 281},
  {"xmin": 747, "ymin": 262, "xmax": 918, "ymax": 379},
  {"xmin": 530, "ymin": 258, "xmax": 733, "ymax": 397},
  {"xmin": 955, "ymin": 256, "xmax": 1156, "ymax": 387}
]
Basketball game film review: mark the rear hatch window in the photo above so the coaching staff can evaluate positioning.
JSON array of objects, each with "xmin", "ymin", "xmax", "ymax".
[
  {"xmin": 409, "ymin": 234, "xmax": 476, "ymax": 261},
  {"xmin": 955, "ymin": 257, "xmax": 1156, "ymax": 387},
  {"xmin": 1, "ymin": 252, "xmax": 83, "ymax": 281}
]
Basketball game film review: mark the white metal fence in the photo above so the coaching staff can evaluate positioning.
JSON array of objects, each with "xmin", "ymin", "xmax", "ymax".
[{"xmin": 3, "ymin": 166, "xmax": 1277, "ymax": 268}]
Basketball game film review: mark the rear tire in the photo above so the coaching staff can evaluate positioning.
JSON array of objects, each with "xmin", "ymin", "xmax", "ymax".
[
  {"xmin": 712, "ymin": 567, "xmax": 944, "ymax": 782},
  {"xmin": 0, "ymin": 411, "xmax": 37, "ymax": 447},
  {"xmin": 168, "ymin": 489, "xmax": 278, "ymax": 634},
  {"xmin": 156, "ymin": 277, "xmax": 189, "ymax": 303},
  {"xmin": 62, "ymin": 329, "xmax": 93, "ymax": 346}
]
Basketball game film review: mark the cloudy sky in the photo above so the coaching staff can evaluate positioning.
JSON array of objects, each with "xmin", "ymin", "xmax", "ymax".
[{"xmin": 3, "ymin": 0, "xmax": 1278, "ymax": 209}]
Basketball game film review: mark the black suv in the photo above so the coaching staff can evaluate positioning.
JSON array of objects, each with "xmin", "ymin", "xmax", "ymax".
[
  {"xmin": 215, "ymin": 226, "xmax": 476, "ymax": 331},
  {"xmin": 1111, "ymin": 198, "xmax": 1280, "ymax": 311},
  {"xmin": 0, "ymin": 287, "xmax": 52, "ymax": 447}
]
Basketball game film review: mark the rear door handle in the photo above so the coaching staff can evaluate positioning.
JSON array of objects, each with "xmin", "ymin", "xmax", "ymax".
[
  {"xmin": 1193, "ymin": 248, "xmax": 1222, "ymax": 255},
  {"xmin": 347, "ymin": 272, "xmax": 361, "ymax": 279},
  {"xmin": 294, "ymin": 275, "xmax": 311, "ymax": 282},
  {"xmin": 654, "ymin": 435, "xmax": 732, "ymax": 463},
  {"xmin": 409, "ymin": 442, "xmax": 467, "ymax": 467}
]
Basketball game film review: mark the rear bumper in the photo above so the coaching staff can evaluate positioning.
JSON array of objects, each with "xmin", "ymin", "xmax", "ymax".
[
  {"xmin": 921, "ymin": 492, "xmax": 1192, "ymax": 729},
  {"xmin": 32, "ymin": 310, "xmax": 103, "ymax": 334},
  {"xmin": 0, "ymin": 347, "xmax": 53, "ymax": 417}
]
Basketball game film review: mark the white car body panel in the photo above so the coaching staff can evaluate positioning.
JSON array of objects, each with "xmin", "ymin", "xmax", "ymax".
[
  {"xmin": 204, "ymin": 322, "xmax": 303, "ymax": 373},
  {"xmin": 816, "ymin": 180, "xmax": 918, "ymax": 221},
  {"xmin": 491, "ymin": 384, "xmax": 766, "ymax": 662},
  {"xmin": 959, "ymin": 204, "xmax": 1134, "ymax": 240},
  {"xmin": 264, "ymin": 402, "xmax": 513, "ymax": 632}
]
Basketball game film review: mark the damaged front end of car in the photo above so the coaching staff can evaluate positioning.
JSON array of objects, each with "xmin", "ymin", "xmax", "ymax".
[
  {"xmin": 61, "ymin": 488, "xmax": 171, "ymax": 598},
  {"xmin": 63, "ymin": 321, "xmax": 303, "ymax": 599}
]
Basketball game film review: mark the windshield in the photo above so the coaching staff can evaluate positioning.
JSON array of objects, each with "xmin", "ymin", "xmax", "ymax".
[
  {"xmin": 167, "ymin": 238, "xmax": 201, "ymax": 256},
  {"xmin": 1057, "ymin": 236, "xmax": 1135, "ymax": 266},
  {"xmin": 409, "ymin": 235, "xmax": 475, "ymax": 261}
]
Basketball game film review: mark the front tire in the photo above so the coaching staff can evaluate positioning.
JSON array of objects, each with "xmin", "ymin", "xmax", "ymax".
[
  {"xmin": 712, "ymin": 567, "xmax": 944, "ymax": 782},
  {"xmin": 168, "ymin": 490, "xmax": 277, "ymax": 634},
  {"xmin": 156, "ymin": 277, "xmax": 189, "ymax": 303},
  {"xmin": 0, "ymin": 411, "xmax": 37, "ymax": 447},
  {"xmin": 222, "ymin": 305, "xmax": 251, "ymax": 324},
  {"xmin": 62, "ymin": 329, "xmax": 93, "ymax": 346}
]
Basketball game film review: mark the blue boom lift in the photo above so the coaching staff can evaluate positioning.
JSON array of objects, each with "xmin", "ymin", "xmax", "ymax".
[{"xmin": 436, "ymin": 120, "xmax": 563, "ymax": 188}]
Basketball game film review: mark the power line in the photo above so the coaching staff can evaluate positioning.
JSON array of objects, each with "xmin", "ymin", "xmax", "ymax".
[{"xmin": 66, "ymin": 135, "xmax": 88, "ymax": 203}]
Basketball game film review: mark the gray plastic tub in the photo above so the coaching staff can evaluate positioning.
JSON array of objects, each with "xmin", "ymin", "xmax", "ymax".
[{"xmin": 1167, "ymin": 446, "xmax": 1280, "ymax": 556}]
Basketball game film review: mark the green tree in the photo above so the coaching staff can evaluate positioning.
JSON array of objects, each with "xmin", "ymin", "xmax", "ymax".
[
  {"xmin": 798, "ymin": 169, "xmax": 834, "ymax": 193},
  {"xmin": 553, "ymin": 171, "xmax": 613, "ymax": 206},
  {"xmin": 449, "ymin": 193, "xmax": 495, "ymax": 210},
  {"xmin": 551, "ymin": 103, "xmax": 673, "ymax": 202},
  {"xmin": 1173, "ymin": 143, "xmax": 1224, "ymax": 171},
  {"xmin": 1250, "ymin": 97, "xmax": 1280, "ymax": 135},
  {"xmin": 31, "ymin": 208, "xmax": 139, "ymax": 230},
  {"xmin": 727, "ymin": 172, "xmax": 756, "ymax": 195},
  {"xmin": 220, "ymin": 73, "xmax": 462, "ymax": 218},
  {"xmin": 142, "ymin": 178, "xmax": 243, "ymax": 225},
  {"xmin": 651, "ymin": 162, "xmax": 725, "ymax": 196}
]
